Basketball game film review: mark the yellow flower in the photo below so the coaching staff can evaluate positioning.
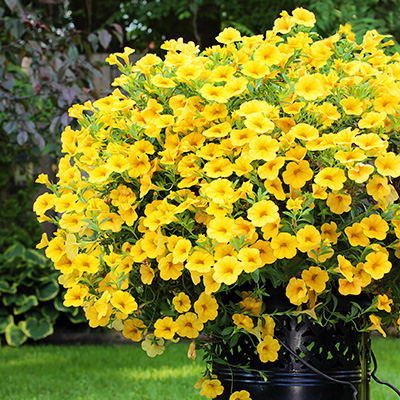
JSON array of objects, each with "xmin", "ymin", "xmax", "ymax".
[
  {"xmin": 257, "ymin": 335, "xmax": 280, "ymax": 363},
  {"xmin": 158, "ymin": 254, "xmax": 184, "ymax": 280},
  {"xmin": 320, "ymin": 221, "xmax": 340, "ymax": 244},
  {"xmin": 199, "ymin": 84, "xmax": 229, "ymax": 103},
  {"xmin": 366, "ymin": 175, "xmax": 391, "ymax": 201},
  {"xmin": 258, "ymin": 157, "xmax": 285, "ymax": 180},
  {"xmin": 141, "ymin": 333, "xmax": 165, "ymax": 357},
  {"xmin": 45, "ymin": 236, "xmax": 66, "ymax": 263},
  {"xmin": 282, "ymin": 160, "xmax": 314, "ymax": 189},
  {"xmin": 200, "ymin": 379, "xmax": 224, "ymax": 399},
  {"xmin": 233, "ymin": 314, "xmax": 254, "ymax": 332},
  {"xmin": 368, "ymin": 315, "xmax": 387, "ymax": 337},
  {"xmin": 258, "ymin": 315, "xmax": 275, "ymax": 338},
  {"xmin": 302, "ymin": 267, "xmax": 329, "ymax": 293},
  {"xmin": 286, "ymin": 277, "xmax": 308, "ymax": 305},
  {"xmin": 314, "ymin": 167, "xmax": 346, "ymax": 191},
  {"xmin": 173, "ymin": 292, "xmax": 192, "ymax": 313},
  {"xmin": 202, "ymin": 103, "xmax": 228, "ymax": 121},
  {"xmin": 245, "ymin": 114, "xmax": 275, "ymax": 134},
  {"xmin": 295, "ymin": 75, "xmax": 324, "ymax": 101},
  {"xmin": 207, "ymin": 216, "xmax": 235, "ymax": 243},
  {"xmin": 248, "ymin": 135, "xmax": 279, "ymax": 160},
  {"xmin": 326, "ymin": 192, "xmax": 352, "ymax": 214},
  {"xmin": 292, "ymin": 7, "xmax": 316, "ymax": 27},
  {"xmin": 289, "ymin": 123, "xmax": 319, "ymax": 141},
  {"xmin": 172, "ymin": 238, "xmax": 192, "ymax": 263},
  {"xmin": 363, "ymin": 251, "xmax": 392, "ymax": 279},
  {"xmin": 239, "ymin": 295, "xmax": 263, "ymax": 316},
  {"xmin": 204, "ymin": 157, "xmax": 233, "ymax": 178},
  {"xmin": 176, "ymin": 312, "xmax": 204, "ymax": 338},
  {"xmin": 216, "ymin": 27, "xmax": 241, "ymax": 44},
  {"xmin": 229, "ymin": 390, "xmax": 252, "ymax": 400},
  {"xmin": 241, "ymin": 60, "xmax": 270, "ymax": 79},
  {"xmin": 194, "ymin": 292, "xmax": 219, "ymax": 322},
  {"xmin": 111, "ymin": 290, "xmax": 138, "ymax": 315},
  {"xmin": 224, "ymin": 76, "xmax": 248, "ymax": 97},
  {"xmin": 98, "ymin": 212, "xmax": 124, "ymax": 233},
  {"xmin": 154, "ymin": 316, "xmax": 179, "ymax": 340},
  {"xmin": 122, "ymin": 318, "xmax": 147, "ymax": 342},
  {"xmin": 63, "ymin": 285, "xmax": 89, "ymax": 307},
  {"xmin": 340, "ymin": 96, "xmax": 364, "ymax": 115},
  {"xmin": 296, "ymin": 225, "xmax": 321, "ymax": 253},
  {"xmin": 273, "ymin": 10, "xmax": 295, "ymax": 34},
  {"xmin": 338, "ymin": 277, "xmax": 363, "ymax": 296},
  {"xmin": 238, "ymin": 247, "xmax": 262, "ymax": 273},
  {"xmin": 348, "ymin": 163, "xmax": 374, "ymax": 183},
  {"xmin": 377, "ymin": 294, "xmax": 393, "ymax": 313},
  {"xmin": 213, "ymin": 256, "xmax": 243, "ymax": 285},
  {"xmin": 375, "ymin": 152, "xmax": 400, "ymax": 177},
  {"xmin": 33, "ymin": 192, "xmax": 56, "ymax": 216},
  {"xmin": 247, "ymin": 200, "xmax": 280, "ymax": 227},
  {"xmin": 271, "ymin": 233, "xmax": 298, "ymax": 259},
  {"xmin": 345, "ymin": 223, "xmax": 370, "ymax": 247},
  {"xmin": 186, "ymin": 250, "xmax": 214, "ymax": 273},
  {"xmin": 358, "ymin": 111, "xmax": 386, "ymax": 129},
  {"xmin": 139, "ymin": 264, "xmax": 155, "ymax": 285},
  {"xmin": 203, "ymin": 122, "xmax": 232, "ymax": 138},
  {"xmin": 36, "ymin": 233, "xmax": 49, "ymax": 249},
  {"xmin": 360, "ymin": 215, "xmax": 389, "ymax": 240}
]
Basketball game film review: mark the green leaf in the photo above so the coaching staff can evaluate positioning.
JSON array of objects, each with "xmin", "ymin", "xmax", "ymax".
[
  {"xmin": 25, "ymin": 249, "xmax": 48, "ymax": 266},
  {"xmin": 0, "ymin": 281, "xmax": 17, "ymax": 294},
  {"xmin": 221, "ymin": 326, "xmax": 234, "ymax": 336},
  {"xmin": 20, "ymin": 318, "xmax": 53, "ymax": 341},
  {"xmin": 0, "ymin": 314, "xmax": 13, "ymax": 334},
  {"xmin": 2, "ymin": 293, "xmax": 19, "ymax": 306},
  {"xmin": 41, "ymin": 305, "xmax": 59, "ymax": 322},
  {"xmin": 3, "ymin": 243, "xmax": 25, "ymax": 260},
  {"xmin": 54, "ymin": 296, "xmax": 75, "ymax": 314},
  {"xmin": 5, "ymin": 323, "xmax": 27, "ymax": 347},
  {"xmin": 69, "ymin": 311, "xmax": 87, "ymax": 324},
  {"xmin": 13, "ymin": 295, "xmax": 39, "ymax": 315},
  {"xmin": 36, "ymin": 280, "xmax": 59, "ymax": 301}
]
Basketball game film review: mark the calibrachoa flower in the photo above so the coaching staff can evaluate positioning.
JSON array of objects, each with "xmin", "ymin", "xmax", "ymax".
[{"xmin": 34, "ymin": 7, "xmax": 400, "ymax": 398}]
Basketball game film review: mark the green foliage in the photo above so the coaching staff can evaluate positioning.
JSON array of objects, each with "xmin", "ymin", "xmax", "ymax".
[
  {"xmin": 308, "ymin": 0, "xmax": 400, "ymax": 52},
  {"xmin": 0, "ymin": 243, "xmax": 85, "ymax": 346}
]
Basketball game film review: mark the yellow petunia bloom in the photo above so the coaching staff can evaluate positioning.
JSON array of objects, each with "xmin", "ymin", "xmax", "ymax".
[
  {"xmin": 363, "ymin": 251, "xmax": 392, "ymax": 280},
  {"xmin": 247, "ymin": 200, "xmax": 280, "ymax": 227},
  {"xmin": 326, "ymin": 192, "xmax": 352, "ymax": 214},
  {"xmin": 233, "ymin": 314, "xmax": 254, "ymax": 332},
  {"xmin": 282, "ymin": 160, "xmax": 314, "ymax": 189},
  {"xmin": 295, "ymin": 75, "xmax": 325, "ymax": 101},
  {"xmin": 302, "ymin": 267, "xmax": 329, "ymax": 293},
  {"xmin": 360, "ymin": 214, "xmax": 389, "ymax": 240},
  {"xmin": 344, "ymin": 223, "xmax": 370, "ymax": 247},
  {"xmin": 213, "ymin": 256, "xmax": 243, "ymax": 285},
  {"xmin": 176, "ymin": 312, "xmax": 204, "ymax": 338},
  {"xmin": 154, "ymin": 316, "xmax": 179, "ymax": 340},
  {"xmin": 286, "ymin": 277, "xmax": 308, "ymax": 305},
  {"xmin": 257, "ymin": 335, "xmax": 280, "ymax": 363},
  {"xmin": 314, "ymin": 167, "xmax": 346, "ymax": 191},
  {"xmin": 271, "ymin": 233, "xmax": 298, "ymax": 259},
  {"xmin": 296, "ymin": 225, "xmax": 321, "ymax": 253}
]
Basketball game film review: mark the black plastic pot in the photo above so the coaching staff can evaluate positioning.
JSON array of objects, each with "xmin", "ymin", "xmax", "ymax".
[{"xmin": 213, "ymin": 288, "xmax": 371, "ymax": 400}]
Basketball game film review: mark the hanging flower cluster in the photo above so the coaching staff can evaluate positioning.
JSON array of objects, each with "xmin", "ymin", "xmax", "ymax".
[{"xmin": 34, "ymin": 7, "xmax": 400, "ymax": 399}]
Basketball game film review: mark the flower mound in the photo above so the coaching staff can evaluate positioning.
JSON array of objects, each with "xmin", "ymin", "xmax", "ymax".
[{"xmin": 35, "ymin": 7, "xmax": 400, "ymax": 399}]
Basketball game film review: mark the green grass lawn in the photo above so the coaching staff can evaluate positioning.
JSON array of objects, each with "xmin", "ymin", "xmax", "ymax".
[{"xmin": 0, "ymin": 337, "xmax": 398, "ymax": 400}]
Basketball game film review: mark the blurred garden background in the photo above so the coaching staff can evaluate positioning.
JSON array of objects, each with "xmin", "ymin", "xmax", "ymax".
[{"xmin": 1, "ymin": 0, "xmax": 400, "ymax": 398}]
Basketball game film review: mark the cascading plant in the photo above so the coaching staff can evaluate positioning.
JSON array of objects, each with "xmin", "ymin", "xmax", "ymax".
[{"xmin": 34, "ymin": 7, "xmax": 400, "ymax": 399}]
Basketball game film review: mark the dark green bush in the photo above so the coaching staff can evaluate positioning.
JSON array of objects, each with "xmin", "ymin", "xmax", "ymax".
[{"xmin": 0, "ymin": 243, "xmax": 86, "ymax": 347}]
